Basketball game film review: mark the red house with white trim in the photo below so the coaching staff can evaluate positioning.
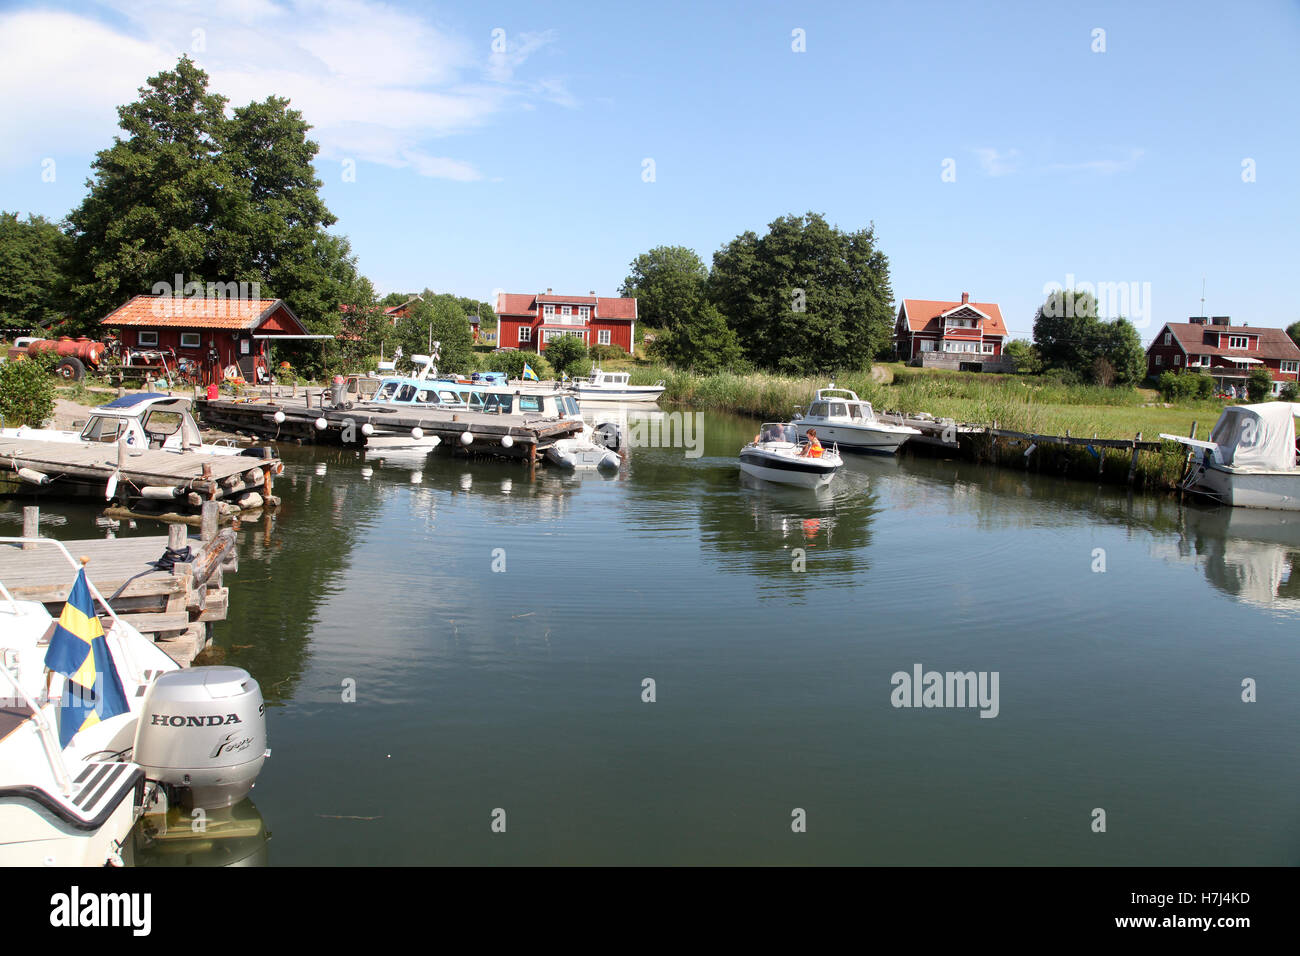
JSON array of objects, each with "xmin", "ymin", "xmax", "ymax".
[
  {"xmin": 495, "ymin": 289, "xmax": 637, "ymax": 353},
  {"xmin": 1146, "ymin": 316, "xmax": 1300, "ymax": 397},
  {"xmin": 101, "ymin": 294, "xmax": 310, "ymax": 385},
  {"xmin": 894, "ymin": 293, "xmax": 1010, "ymax": 367}
]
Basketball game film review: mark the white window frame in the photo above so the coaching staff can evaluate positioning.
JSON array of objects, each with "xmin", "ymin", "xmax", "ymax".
[
  {"xmin": 561, "ymin": 305, "xmax": 572, "ymax": 316},
  {"xmin": 138, "ymin": 330, "xmax": 158, "ymax": 347},
  {"xmin": 518, "ymin": 326, "xmax": 531, "ymax": 343},
  {"xmin": 180, "ymin": 332, "xmax": 201, "ymax": 349},
  {"xmin": 1272, "ymin": 381, "xmax": 1284, "ymax": 396},
  {"xmin": 543, "ymin": 304, "xmax": 555, "ymax": 316},
  {"xmin": 1163, "ymin": 332, "xmax": 1171, "ymax": 345},
  {"xmin": 981, "ymin": 342, "xmax": 995, "ymax": 354},
  {"xmin": 1174, "ymin": 354, "xmax": 1181, "ymax": 365},
  {"xmin": 1281, "ymin": 360, "xmax": 1299, "ymax": 374},
  {"xmin": 919, "ymin": 339, "xmax": 934, "ymax": 353},
  {"xmin": 598, "ymin": 329, "xmax": 611, "ymax": 345},
  {"xmin": 579, "ymin": 306, "xmax": 591, "ymax": 320},
  {"xmin": 1228, "ymin": 335, "xmax": 1249, "ymax": 350},
  {"xmin": 1154, "ymin": 354, "xmax": 1163, "ymax": 366}
]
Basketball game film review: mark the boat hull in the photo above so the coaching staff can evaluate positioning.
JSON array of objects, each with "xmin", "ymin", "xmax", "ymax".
[
  {"xmin": 808, "ymin": 424, "xmax": 916, "ymax": 454},
  {"xmin": 1189, "ymin": 465, "xmax": 1300, "ymax": 511},
  {"xmin": 739, "ymin": 449, "xmax": 841, "ymax": 488},
  {"xmin": 573, "ymin": 387, "xmax": 665, "ymax": 405}
]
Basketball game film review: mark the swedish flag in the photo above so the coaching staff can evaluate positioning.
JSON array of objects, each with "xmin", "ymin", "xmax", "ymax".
[
  {"xmin": 522, "ymin": 363, "xmax": 539, "ymax": 381},
  {"xmin": 43, "ymin": 567, "xmax": 128, "ymax": 748}
]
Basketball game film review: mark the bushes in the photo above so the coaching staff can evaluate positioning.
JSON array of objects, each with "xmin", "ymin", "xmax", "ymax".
[
  {"xmin": 1157, "ymin": 371, "xmax": 1215, "ymax": 402},
  {"xmin": 485, "ymin": 350, "xmax": 552, "ymax": 381},
  {"xmin": 1281, "ymin": 382, "xmax": 1299, "ymax": 402},
  {"xmin": 0, "ymin": 357, "xmax": 56, "ymax": 426},
  {"xmin": 588, "ymin": 344, "xmax": 627, "ymax": 363},
  {"xmin": 544, "ymin": 336, "xmax": 588, "ymax": 377},
  {"xmin": 1247, "ymin": 368, "xmax": 1273, "ymax": 403}
]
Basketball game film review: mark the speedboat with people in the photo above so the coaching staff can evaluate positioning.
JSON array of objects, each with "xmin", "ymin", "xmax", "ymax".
[
  {"xmin": 0, "ymin": 539, "xmax": 269, "ymax": 866},
  {"xmin": 739, "ymin": 423, "xmax": 843, "ymax": 488},
  {"xmin": 793, "ymin": 386, "xmax": 921, "ymax": 454},
  {"xmin": 572, "ymin": 367, "xmax": 665, "ymax": 405},
  {"xmin": 1160, "ymin": 402, "xmax": 1300, "ymax": 511}
]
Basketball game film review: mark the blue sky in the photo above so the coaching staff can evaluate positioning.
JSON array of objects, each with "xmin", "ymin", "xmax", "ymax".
[{"xmin": 1, "ymin": 0, "xmax": 1297, "ymax": 341}]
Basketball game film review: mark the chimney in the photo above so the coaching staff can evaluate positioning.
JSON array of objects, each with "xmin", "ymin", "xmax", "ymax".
[
  {"xmin": 1189, "ymin": 316, "xmax": 1206, "ymax": 325},
  {"xmin": 589, "ymin": 290, "xmax": 596, "ymax": 296},
  {"xmin": 1211, "ymin": 315, "xmax": 1230, "ymax": 327},
  {"xmin": 546, "ymin": 288, "xmax": 552, "ymax": 294},
  {"xmin": 961, "ymin": 292, "xmax": 969, "ymax": 304}
]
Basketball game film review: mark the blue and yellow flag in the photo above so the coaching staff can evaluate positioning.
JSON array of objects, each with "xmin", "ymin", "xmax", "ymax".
[
  {"xmin": 43, "ymin": 567, "xmax": 128, "ymax": 748},
  {"xmin": 522, "ymin": 362, "xmax": 539, "ymax": 381}
]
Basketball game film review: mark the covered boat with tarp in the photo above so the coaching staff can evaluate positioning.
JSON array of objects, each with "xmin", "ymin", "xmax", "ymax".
[{"xmin": 1162, "ymin": 403, "xmax": 1300, "ymax": 511}]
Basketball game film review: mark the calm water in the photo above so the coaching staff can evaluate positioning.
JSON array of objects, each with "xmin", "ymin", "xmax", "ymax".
[{"xmin": 6, "ymin": 410, "xmax": 1299, "ymax": 865}]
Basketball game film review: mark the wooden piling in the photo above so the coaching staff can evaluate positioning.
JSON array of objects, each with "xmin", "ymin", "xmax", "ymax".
[
  {"xmin": 168, "ymin": 523, "xmax": 188, "ymax": 551},
  {"xmin": 22, "ymin": 506, "xmax": 38, "ymax": 548},
  {"xmin": 1127, "ymin": 432, "xmax": 1142, "ymax": 486},
  {"xmin": 200, "ymin": 501, "xmax": 220, "ymax": 543}
]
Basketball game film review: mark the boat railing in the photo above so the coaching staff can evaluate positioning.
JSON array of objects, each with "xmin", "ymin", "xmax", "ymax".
[
  {"xmin": 0, "ymin": 645, "xmax": 73, "ymax": 796},
  {"xmin": 0, "ymin": 537, "xmax": 142, "ymax": 686}
]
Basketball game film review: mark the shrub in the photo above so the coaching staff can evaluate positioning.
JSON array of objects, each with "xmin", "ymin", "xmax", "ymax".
[
  {"xmin": 1279, "ymin": 381, "xmax": 1298, "ymax": 402},
  {"xmin": 588, "ymin": 344, "xmax": 627, "ymax": 363},
  {"xmin": 0, "ymin": 357, "xmax": 56, "ymax": 426},
  {"xmin": 485, "ymin": 349, "xmax": 552, "ymax": 381},
  {"xmin": 544, "ymin": 335, "xmax": 589, "ymax": 377},
  {"xmin": 1246, "ymin": 367, "xmax": 1272, "ymax": 403}
]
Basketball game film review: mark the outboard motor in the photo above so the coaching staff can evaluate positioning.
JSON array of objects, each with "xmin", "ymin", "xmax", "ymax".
[
  {"xmin": 592, "ymin": 421, "xmax": 622, "ymax": 452},
  {"xmin": 133, "ymin": 666, "xmax": 268, "ymax": 810}
]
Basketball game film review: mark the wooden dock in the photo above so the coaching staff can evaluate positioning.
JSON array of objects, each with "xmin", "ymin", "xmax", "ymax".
[
  {"xmin": 0, "ymin": 506, "xmax": 239, "ymax": 666},
  {"xmin": 198, "ymin": 394, "xmax": 583, "ymax": 461},
  {"xmin": 0, "ymin": 435, "xmax": 280, "ymax": 515}
]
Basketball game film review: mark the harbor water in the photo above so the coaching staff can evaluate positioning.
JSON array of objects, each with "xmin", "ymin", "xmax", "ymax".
[{"xmin": 6, "ymin": 410, "xmax": 1298, "ymax": 864}]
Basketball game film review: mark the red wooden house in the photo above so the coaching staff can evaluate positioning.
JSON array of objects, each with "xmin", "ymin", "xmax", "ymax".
[
  {"xmin": 1146, "ymin": 316, "xmax": 1300, "ymax": 397},
  {"xmin": 894, "ymin": 293, "xmax": 1011, "ymax": 368},
  {"xmin": 495, "ymin": 289, "xmax": 637, "ymax": 353},
  {"xmin": 101, "ymin": 294, "xmax": 311, "ymax": 385}
]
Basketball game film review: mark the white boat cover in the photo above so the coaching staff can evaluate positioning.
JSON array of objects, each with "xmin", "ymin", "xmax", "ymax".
[{"xmin": 1207, "ymin": 403, "xmax": 1297, "ymax": 471}]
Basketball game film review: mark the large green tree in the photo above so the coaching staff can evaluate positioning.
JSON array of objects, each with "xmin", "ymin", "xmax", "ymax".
[
  {"xmin": 651, "ymin": 302, "xmax": 745, "ymax": 373},
  {"xmin": 1032, "ymin": 290, "xmax": 1145, "ymax": 385},
  {"xmin": 1287, "ymin": 320, "xmax": 1299, "ymax": 349},
  {"xmin": 707, "ymin": 213, "xmax": 893, "ymax": 375},
  {"xmin": 0, "ymin": 212, "xmax": 71, "ymax": 330},
  {"xmin": 64, "ymin": 57, "xmax": 361, "ymax": 367},
  {"xmin": 395, "ymin": 292, "xmax": 474, "ymax": 374},
  {"xmin": 618, "ymin": 245, "xmax": 708, "ymax": 333}
]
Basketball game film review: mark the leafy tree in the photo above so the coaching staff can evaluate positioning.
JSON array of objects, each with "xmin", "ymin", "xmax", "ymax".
[
  {"xmin": 0, "ymin": 213, "xmax": 72, "ymax": 330},
  {"xmin": 395, "ymin": 293, "xmax": 473, "ymax": 374},
  {"xmin": 1247, "ymin": 367, "xmax": 1273, "ymax": 403},
  {"xmin": 1287, "ymin": 320, "xmax": 1299, "ymax": 349},
  {"xmin": 1032, "ymin": 291, "xmax": 1143, "ymax": 385},
  {"xmin": 708, "ymin": 213, "xmax": 893, "ymax": 375},
  {"xmin": 485, "ymin": 349, "xmax": 551, "ymax": 381},
  {"xmin": 1281, "ymin": 381, "xmax": 1298, "ymax": 402},
  {"xmin": 1003, "ymin": 339, "xmax": 1042, "ymax": 375},
  {"xmin": 65, "ymin": 57, "xmax": 361, "ymax": 372},
  {"xmin": 619, "ymin": 245, "xmax": 708, "ymax": 332},
  {"xmin": 0, "ymin": 358, "xmax": 55, "ymax": 426},
  {"xmin": 544, "ymin": 335, "xmax": 588, "ymax": 377},
  {"xmin": 651, "ymin": 302, "xmax": 746, "ymax": 373}
]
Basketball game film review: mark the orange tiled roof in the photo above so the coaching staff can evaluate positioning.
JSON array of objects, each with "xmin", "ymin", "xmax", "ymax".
[
  {"xmin": 900, "ymin": 298, "xmax": 1008, "ymax": 338},
  {"xmin": 101, "ymin": 295, "xmax": 307, "ymax": 332}
]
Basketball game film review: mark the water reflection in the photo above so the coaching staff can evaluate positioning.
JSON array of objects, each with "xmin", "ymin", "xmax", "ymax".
[
  {"xmin": 125, "ymin": 799, "xmax": 269, "ymax": 867},
  {"xmin": 1156, "ymin": 507, "xmax": 1300, "ymax": 616}
]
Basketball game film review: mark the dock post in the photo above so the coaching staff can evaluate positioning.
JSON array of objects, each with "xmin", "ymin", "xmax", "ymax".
[
  {"xmin": 1189, "ymin": 421, "xmax": 1198, "ymax": 441},
  {"xmin": 22, "ymin": 507, "xmax": 38, "ymax": 548},
  {"xmin": 200, "ymin": 501, "xmax": 220, "ymax": 543},
  {"xmin": 168, "ymin": 523, "xmax": 188, "ymax": 552},
  {"xmin": 1127, "ymin": 432, "xmax": 1142, "ymax": 486}
]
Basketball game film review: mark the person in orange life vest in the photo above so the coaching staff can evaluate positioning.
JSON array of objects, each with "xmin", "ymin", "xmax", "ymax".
[{"xmin": 802, "ymin": 428, "xmax": 823, "ymax": 457}]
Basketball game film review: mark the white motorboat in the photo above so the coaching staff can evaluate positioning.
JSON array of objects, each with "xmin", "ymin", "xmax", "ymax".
[
  {"xmin": 0, "ymin": 539, "xmax": 269, "ymax": 866},
  {"xmin": 572, "ymin": 367, "xmax": 665, "ymax": 405},
  {"xmin": 0, "ymin": 393, "xmax": 254, "ymax": 457},
  {"xmin": 793, "ymin": 386, "xmax": 921, "ymax": 454},
  {"xmin": 739, "ymin": 423, "xmax": 843, "ymax": 488},
  {"xmin": 1161, "ymin": 402, "xmax": 1300, "ymax": 511}
]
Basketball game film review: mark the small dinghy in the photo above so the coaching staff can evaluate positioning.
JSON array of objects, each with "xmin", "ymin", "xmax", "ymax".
[
  {"xmin": 545, "ymin": 420, "xmax": 622, "ymax": 471},
  {"xmin": 739, "ymin": 423, "xmax": 842, "ymax": 488}
]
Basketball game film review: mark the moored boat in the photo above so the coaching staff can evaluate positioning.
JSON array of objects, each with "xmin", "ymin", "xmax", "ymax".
[
  {"xmin": 572, "ymin": 367, "xmax": 665, "ymax": 405},
  {"xmin": 1161, "ymin": 402, "xmax": 1300, "ymax": 511},
  {"xmin": 793, "ymin": 385, "xmax": 920, "ymax": 454},
  {"xmin": 0, "ymin": 539, "xmax": 269, "ymax": 866}
]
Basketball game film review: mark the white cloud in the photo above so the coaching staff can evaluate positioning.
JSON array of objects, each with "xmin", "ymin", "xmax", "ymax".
[
  {"xmin": 1046, "ymin": 148, "xmax": 1146, "ymax": 175},
  {"xmin": 0, "ymin": 0, "xmax": 570, "ymax": 180},
  {"xmin": 972, "ymin": 147, "xmax": 1022, "ymax": 177}
]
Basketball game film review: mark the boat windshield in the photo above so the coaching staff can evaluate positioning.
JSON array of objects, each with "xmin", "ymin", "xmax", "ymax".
[{"xmin": 759, "ymin": 423, "xmax": 797, "ymax": 443}]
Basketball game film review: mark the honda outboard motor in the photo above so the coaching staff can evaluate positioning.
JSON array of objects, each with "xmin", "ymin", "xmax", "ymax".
[
  {"xmin": 133, "ymin": 666, "xmax": 268, "ymax": 810},
  {"xmin": 592, "ymin": 421, "xmax": 622, "ymax": 451}
]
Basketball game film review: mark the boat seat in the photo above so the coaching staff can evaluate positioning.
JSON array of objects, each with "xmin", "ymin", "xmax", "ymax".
[{"xmin": 0, "ymin": 759, "xmax": 144, "ymax": 831}]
